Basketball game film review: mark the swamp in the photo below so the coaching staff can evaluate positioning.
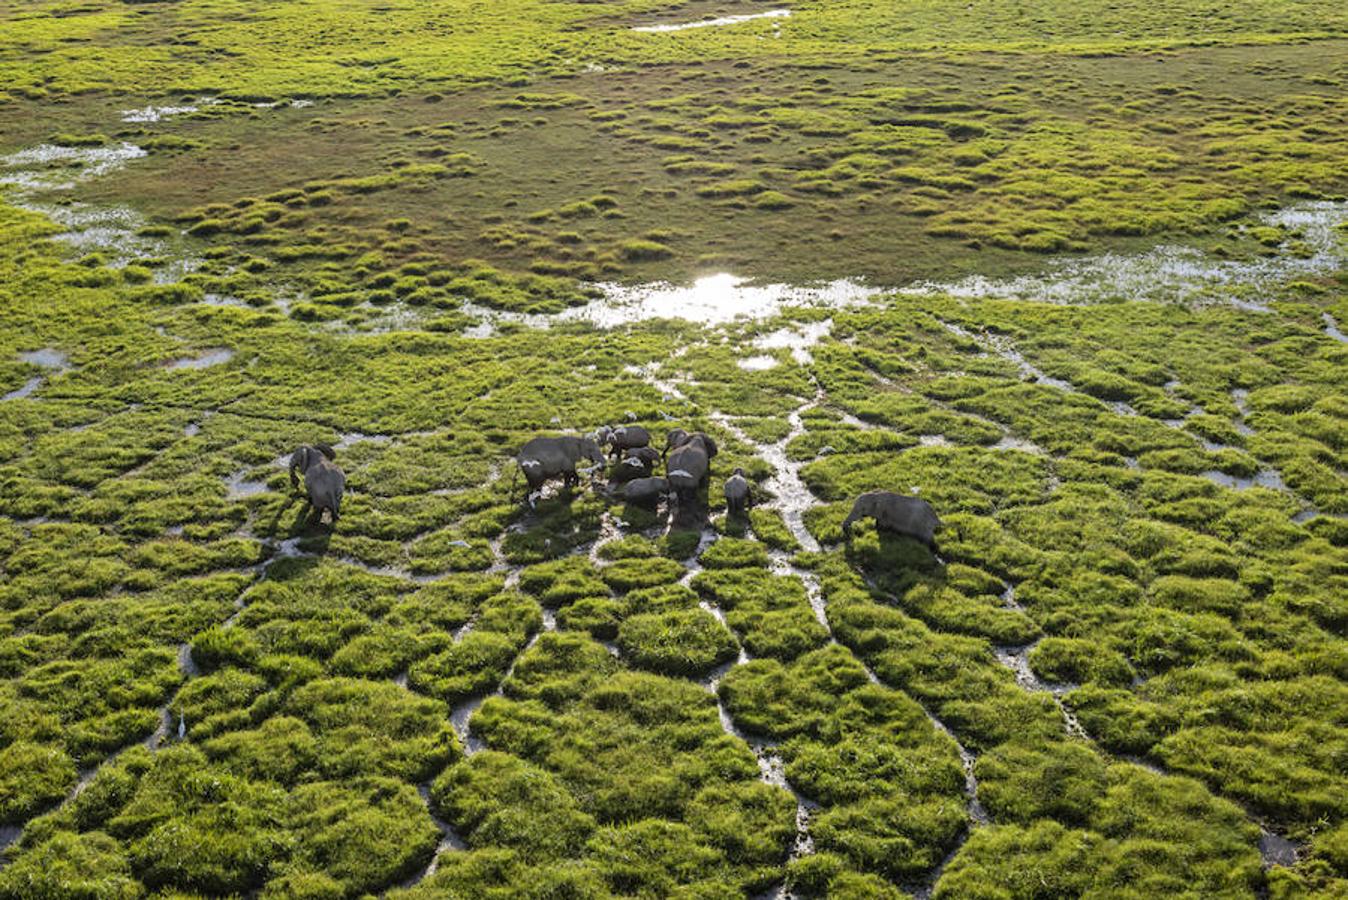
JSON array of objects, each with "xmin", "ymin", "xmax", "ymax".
[{"xmin": 0, "ymin": 0, "xmax": 1346, "ymax": 896}]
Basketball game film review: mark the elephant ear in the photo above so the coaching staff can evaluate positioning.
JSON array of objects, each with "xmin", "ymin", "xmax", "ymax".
[{"xmin": 315, "ymin": 442, "xmax": 336, "ymax": 460}]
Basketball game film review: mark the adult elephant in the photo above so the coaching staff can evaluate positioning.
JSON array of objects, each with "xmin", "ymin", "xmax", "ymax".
[
  {"xmin": 666, "ymin": 442, "xmax": 709, "ymax": 504},
  {"xmin": 515, "ymin": 434, "xmax": 605, "ymax": 507},
  {"xmin": 841, "ymin": 491, "xmax": 943, "ymax": 551}
]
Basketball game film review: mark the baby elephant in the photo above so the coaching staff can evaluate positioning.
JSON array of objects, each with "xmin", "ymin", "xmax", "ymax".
[
  {"xmin": 290, "ymin": 444, "xmax": 345, "ymax": 524},
  {"xmin": 724, "ymin": 468, "xmax": 751, "ymax": 517},
  {"xmin": 623, "ymin": 446, "xmax": 660, "ymax": 473},
  {"xmin": 610, "ymin": 454, "xmax": 652, "ymax": 485},
  {"xmin": 604, "ymin": 424, "xmax": 651, "ymax": 460},
  {"xmin": 841, "ymin": 491, "xmax": 942, "ymax": 550},
  {"xmin": 623, "ymin": 476, "xmax": 669, "ymax": 508}
]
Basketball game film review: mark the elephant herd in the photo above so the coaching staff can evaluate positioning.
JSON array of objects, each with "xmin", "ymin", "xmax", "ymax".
[
  {"xmin": 284, "ymin": 427, "xmax": 946, "ymax": 551},
  {"xmin": 513, "ymin": 424, "xmax": 741, "ymax": 514}
]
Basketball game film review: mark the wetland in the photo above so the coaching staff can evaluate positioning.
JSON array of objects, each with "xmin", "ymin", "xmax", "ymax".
[{"xmin": 1, "ymin": 0, "xmax": 1347, "ymax": 897}]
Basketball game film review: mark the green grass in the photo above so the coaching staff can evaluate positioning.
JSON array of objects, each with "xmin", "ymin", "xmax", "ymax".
[{"xmin": 0, "ymin": 0, "xmax": 1347, "ymax": 895}]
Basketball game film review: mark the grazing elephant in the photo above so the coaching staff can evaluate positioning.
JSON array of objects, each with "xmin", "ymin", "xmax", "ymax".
[
  {"xmin": 515, "ymin": 435, "xmax": 606, "ymax": 504},
  {"xmin": 291, "ymin": 444, "xmax": 345, "ymax": 524},
  {"xmin": 623, "ymin": 476, "xmax": 669, "ymax": 507},
  {"xmin": 604, "ymin": 424, "xmax": 651, "ymax": 459},
  {"xmin": 289, "ymin": 443, "xmax": 336, "ymax": 493},
  {"xmin": 841, "ymin": 491, "xmax": 943, "ymax": 550},
  {"xmin": 724, "ymin": 468, "xmax": 751, "ymax": 516},
  {"xmin": 664, "ymin": 429, "xmax": 718, "ymax": 461},
  {"xmin": 666, "ymin": 443, "xmax": 709, "ymax": 502}
]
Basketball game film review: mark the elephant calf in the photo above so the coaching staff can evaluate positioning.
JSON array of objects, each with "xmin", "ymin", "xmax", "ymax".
[
  {"xmin": 623, "ymin": 476, "xmax": 669, "ymax": 508},
  {"xmin": 724, "ymin": 468, "xmax": 751, "ymax": 516},
  {"xmin": 290, "ymin": 444, "xmax": 345, "ymax": 524},
  {"xmin": 603, "ymin": 424, "xmax": 651, "ymax": 459},
  {"xmin": 841, "ymin": 491, "xmax": 942, "ymax": 550}
]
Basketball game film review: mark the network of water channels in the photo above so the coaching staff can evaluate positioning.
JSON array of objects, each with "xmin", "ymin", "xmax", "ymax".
[{"xmin": 2, "ymin": 96, "xmax": 1348, "ymax": 900}]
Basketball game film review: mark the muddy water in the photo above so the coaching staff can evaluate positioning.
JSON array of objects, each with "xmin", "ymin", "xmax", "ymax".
[{"xmin": 905, "ymin": 201, "xmax": 1348, "ymax": 306}]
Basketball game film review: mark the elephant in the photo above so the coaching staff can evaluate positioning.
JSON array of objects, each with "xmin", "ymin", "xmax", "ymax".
[
  {"xmin": 664, "ymin": 429, "xmax": 718, "ymax": 461},
  {"xmin": 624, "ymin": 446, "xmax": 660, "ymax": 472},
  {"xmin": 724, "ymin": 468, "xmax": 751, "ymax": 517},
  {"xmin": 666, "ymin": 442, "xmax": 709, "ymax": 503},
  {"xmin": 623, "ymin": 476, "xmax": 669, "ymax": 507},
  {"xmin": 841, "ymin": 491, "xmax": 943, "ymax": 550},
  {"xmin": 515, "ymin": 435, "xmax": 606, "ymax": 505},
  {"xmin": 289, "ymin": 443, "xmax": 335, "ymax": 493},
  {"xmin": 610, "ymin": 454, "xmax": 652, "ymax": 485},
  {"xmin": 603, "ymin": 424, "xmax": 651, "ymax": 459},
  {"xmin": 290, "ymin": 443, "xmax": 345, "ymax": 524}
]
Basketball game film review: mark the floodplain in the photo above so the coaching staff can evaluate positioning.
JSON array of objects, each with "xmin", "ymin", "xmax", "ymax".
[{"xmin": 1, "ymin": 0, "xmax": 1347, "ymax": 896}]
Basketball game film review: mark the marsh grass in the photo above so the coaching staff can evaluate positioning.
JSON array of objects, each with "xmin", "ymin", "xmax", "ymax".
[{"xmin": 0, "ymin": 0, "xmax": 1346, "ymax": 895}]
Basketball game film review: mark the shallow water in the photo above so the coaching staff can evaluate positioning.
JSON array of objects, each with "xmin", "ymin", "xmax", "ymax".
[
  {"xmin": 224, "ymin": 469, "xmax": 271, "ymax": 499},
  {"xmin": 0, "ymin": 142, "xmax": 146, "ymax": 191},
  {"xmin": 18, "ymin": 348, "xmax": 70, "ymax": 371},
  {"xmin": 632, "ymin": 9, "xmax": 790, "ymax": 32},
  {"xmin": 1199, "ymin": 468, "xmax": 1286, "ymax": 492},
  {"xmin": 121, "ymin": 103, "xmax": 200, "ymax": 123},
  {"xmin": 2, "ymin": 377, "xmax": 44, "ymax": 402},
  {"xmin": 752, "ymin": 319, "xmax": 833, "ymax": 365},
  {"xmin": 399, "ymin": 784, "xmax": 469, "ymax": 889},
  {"xmin": 1326, "ymin": 312, "xmax": 1348, "ymax": 344},
  {"xmin": 590, "ymin": 274, "xmax": 876, "ymax": 326},
  {"xmin": 738, "ymin": 354, "xmax": 779, "ymax": 370},
  {"xmin": 1259, "ymin": 829, "xmax": 1301, "ymax": 868},
  {"xmin": 2, "ymin": 139, "xmax": 201, "ymax": 283},
  {"xmin": 167, "ymin": 348, "xmax": 235, "ymax": 370},
  {"xmin": 905, "ymin": 202, "xmax": 1348, "ymax": 306},
  {"xmin": 4, "ymin": 348, "xmax": 73, "ymax": 401},
  {"xmin": 463, "ymin": 274, "xmax": 878, "ymax": 335},
  {"xmin": 449, "ymin": 696, "xmax": 488, "ymax": 756}
]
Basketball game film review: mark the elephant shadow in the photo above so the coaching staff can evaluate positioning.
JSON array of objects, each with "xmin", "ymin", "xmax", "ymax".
[
  {"xmin": 257, "ymin": 493, "xmax": 336, "ymax": 558},
  {"xmin": 848, "ymin": 530, "xmax": 945, "ymax": 592}
]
